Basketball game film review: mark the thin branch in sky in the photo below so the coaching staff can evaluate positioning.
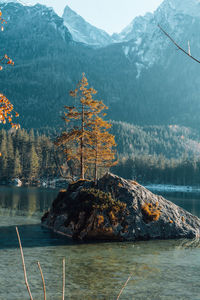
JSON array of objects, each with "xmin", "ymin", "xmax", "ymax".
[{"xmin": 158, "ymin": 24, "xmax": 200, "ymax": 64}]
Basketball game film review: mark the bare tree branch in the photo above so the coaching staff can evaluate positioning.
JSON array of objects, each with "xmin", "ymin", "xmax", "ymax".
[
  {"xmin": 158, "ymin": 24, "xmax": 200, "ymax": 64},
  {"xmin": 37, "ymin": 262, "xmax": 47, "ymax": 300},
  {"xmin": 62, "ymin": 258, "xmax": 66, "ymax": 300},
  {"xmin": 116, "ymin": 273, "xmax": 132, "ymax": 300},
  {"xmin": 16, "ymin": 227, "xmax": 34, "ymax": 300}
]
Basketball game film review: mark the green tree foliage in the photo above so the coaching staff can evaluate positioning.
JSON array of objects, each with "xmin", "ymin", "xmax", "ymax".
[
  {"xmin": 29, "ymin": 145, "xmax": 39, "ymax": 180},
  {"xmin": 13, "ymin": 149, "xmax": 22, "ymax": 178},
  {"xmin": 112, "ymin": 155, "xmax": 200, "ymax": 186},
  {"xmin": 0, "ymin": 129, "xmax": 58, "ymax": 182}
]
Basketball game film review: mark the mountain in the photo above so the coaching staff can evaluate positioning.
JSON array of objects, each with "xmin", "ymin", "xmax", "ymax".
[
  {"xmin": 62, "ymin": 5, "xmax": 112, "ymax": 47},
  {"xmin": 1, "ymin": 0, "xmax": 200, "ymax": 132},
  {"xmin": 0, "ymin": 1, "xmax": 75, "ymax": 129},
  {"xmin": 111, "ymin": 0, "xmax": 200, "ymax": 75},
  {"xmin": 0, "ymin": 0, "xmax": 31, "ymax": 5}
]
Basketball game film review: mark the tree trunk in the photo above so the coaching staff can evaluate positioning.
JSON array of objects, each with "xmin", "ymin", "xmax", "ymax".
[
  {"xmin": 94, "ymin": 139, "xmax": 98, "ymax": 182},
  {"xmin": 80, "ymin": 104, "xmax": 85, "ymax": 179}
]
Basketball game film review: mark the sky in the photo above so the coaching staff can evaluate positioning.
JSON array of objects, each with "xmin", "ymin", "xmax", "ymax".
[{"xmin": 22, "ymin": 0, "xmax": 164, "ymax": 34}]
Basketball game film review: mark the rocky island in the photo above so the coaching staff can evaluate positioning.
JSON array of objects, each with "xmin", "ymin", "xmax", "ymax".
[{"xmin": 42, "ymin": 173, "xmax": 200, "ymax": 241}]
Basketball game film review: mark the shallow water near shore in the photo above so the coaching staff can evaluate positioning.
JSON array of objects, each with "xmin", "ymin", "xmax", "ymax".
[{"xmin": 1, "ymin": 186, "xmax": 200, "ymax": 299}]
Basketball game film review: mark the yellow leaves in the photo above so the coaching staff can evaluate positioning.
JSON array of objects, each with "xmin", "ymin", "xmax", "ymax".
[
  {"xmin": 0, "ymin": 10, "xmax": 7, "ymax": 32},
  {"xmin": 0, "ymin": 11, "xmax": 19, "ymax": 129},
  {"xmin": 0, "ymin": 54, "xmax": 14, "ymax": 69},
  {"xmin": 69, "ymin": 90, "xmax": 77, "ymax": 97},
  {"xmin": 7, "ymin": 58, "xmax": 14, "ymax": 65},
  {"xmin": 142, "ymin": 202, "xmax": 161, "ymax": 222},
  {"xmin": 57, "ymin": 72, "xmax": 117, "ymax": 179},
  {"xmin": 0, "ymin": 94, "xmax": 19, "ymax": 128}
]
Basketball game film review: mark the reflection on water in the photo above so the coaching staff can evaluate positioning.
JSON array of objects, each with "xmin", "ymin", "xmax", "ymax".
[
  {"xmin": 2, "ymin": 237, "xmax": 200, "ymax": 299},
  {"xmin": 1, "ymin": 187, "xmax": 200, "ymax": 299},
  {"xmin": 150, "ymin": 189, "xmax": 200, "ymax": 218},
  {"xmin": 0, "ymin": 186, "xmax": 58, "ymax": 222}
]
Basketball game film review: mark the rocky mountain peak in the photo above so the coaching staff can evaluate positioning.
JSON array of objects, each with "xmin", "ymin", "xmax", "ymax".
[
  {"xmin": 158, "ymin": 0, "xmax": 200, "ymax": 18},
  {"xmin": 62, "ymin": 5, "xmax": 112, "ymax": 47},
  {"xmin": 0, "ymin": 0, "xmax": 31, "ymax": 5}
]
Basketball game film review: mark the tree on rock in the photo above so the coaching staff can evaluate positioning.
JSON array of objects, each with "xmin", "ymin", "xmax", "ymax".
[
  {"xmin": 55, "ymin": 73, "xmax": 117, "ymax": 180},
  {"xmin": 88, "ymin": 106, "xmax": 117, "ymax": 181}
]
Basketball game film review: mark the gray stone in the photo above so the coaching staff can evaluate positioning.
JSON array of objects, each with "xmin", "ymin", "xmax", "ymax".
[{"xmin": 41, "ymin": 173, "xmax": 200, "ymax": 241}]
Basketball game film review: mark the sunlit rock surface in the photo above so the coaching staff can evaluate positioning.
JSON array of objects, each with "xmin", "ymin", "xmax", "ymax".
[{"xmin": 42, "ymin": 173, "xmax": 200, "ymax": 241}]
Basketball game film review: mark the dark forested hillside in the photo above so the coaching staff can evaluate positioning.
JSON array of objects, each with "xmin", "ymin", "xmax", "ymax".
[
  {"xmin": 0, "ymin": 129, "xmax": 57, "ymax": 182},
  {"xmin": 1, "ymin": 123, "xmax": 200, "ymax": 184},
  {"xmin": 111, "ymin": 121, "xmax": 200, "ymax": 159},
  {"xmin": 1, "ymin": 2, "xmax": 200, "ymax": 131}
]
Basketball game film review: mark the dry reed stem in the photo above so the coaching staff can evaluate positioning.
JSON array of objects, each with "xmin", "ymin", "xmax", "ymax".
[
  {"xmin": 116, "ymin": 273, "xmax": 132, "ymax": 300},
  {"xmin": 16, "ymin": 226, "xmax": 34, "ymax": 300},
  {"xmin": 37, "ymin": 262, "xmax": 47, "ymax": 300},
  {"xmin": 62, "ymin": 258, "xmax": 65, "ymax": 300}
]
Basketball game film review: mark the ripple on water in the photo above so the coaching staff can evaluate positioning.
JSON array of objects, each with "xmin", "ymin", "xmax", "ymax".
[{"xmin": 1, "ymin": 187, "xmax": 200, "ymax": 299}]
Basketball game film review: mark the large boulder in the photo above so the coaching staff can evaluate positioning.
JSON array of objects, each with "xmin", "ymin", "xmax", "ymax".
[{"xmin": 41, "ymin": 173, "xmax": 200, "ymax": 241}]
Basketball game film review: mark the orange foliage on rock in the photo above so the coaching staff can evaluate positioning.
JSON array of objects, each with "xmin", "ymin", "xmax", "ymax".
[
  {"xmin": 97, "ymin": 215, "xmax": 104, "ymax": 227},
  {"xmin": 141, "ymin": 202, "xmax": 161, "ymax": 222}
]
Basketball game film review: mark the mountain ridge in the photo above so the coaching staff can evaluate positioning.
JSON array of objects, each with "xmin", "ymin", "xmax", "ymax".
[
  {"xmin": 1, "ymin": 1, "xmax": 200, "ymax": 131},
  {"xmin": 62, "ymin": 5, "xmax": 112, "ymax": 47}
]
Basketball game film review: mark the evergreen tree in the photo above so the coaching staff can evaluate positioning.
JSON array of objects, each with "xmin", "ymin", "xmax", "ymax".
[
  {"xmin": 13, "ymin": 149, "xmax": 22, "ymax": 178},
  {"xmin": 7, "ymin": 134, "xmax": 14, "ymax": 178},
  {"xmin": 0, "ymin": 133, "xmax": 7, "ymax": 179},
  {"xmin": 29, "ymin": 145, "xmax": 39, "ymax": 180}
]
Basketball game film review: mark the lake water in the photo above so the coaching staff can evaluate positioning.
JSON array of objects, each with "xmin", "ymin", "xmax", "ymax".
[{"xmin": 1, "ymin": 186, "xmax": 200, "ymax": 299}]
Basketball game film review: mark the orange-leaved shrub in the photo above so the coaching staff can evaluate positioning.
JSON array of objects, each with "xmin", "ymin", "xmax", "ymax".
[{"xmin": 141, "ymin": 202, "xmax": 161, "ymax": 222}]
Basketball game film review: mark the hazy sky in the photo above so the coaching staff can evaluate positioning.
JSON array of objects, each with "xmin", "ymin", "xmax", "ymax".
[{"xmin": 23, "ymin": 0, "xmax": 164, "ymax": 34}]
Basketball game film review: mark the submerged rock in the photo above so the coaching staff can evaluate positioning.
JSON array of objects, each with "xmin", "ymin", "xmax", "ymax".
[{"xmin": 41, "ymin": 173, "xmax": 200, "ymax": 241}]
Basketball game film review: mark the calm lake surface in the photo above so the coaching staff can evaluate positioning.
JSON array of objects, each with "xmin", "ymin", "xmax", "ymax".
[{"xmin": 1, "ymin": 186, "xmax": 200, "ymax": 299}]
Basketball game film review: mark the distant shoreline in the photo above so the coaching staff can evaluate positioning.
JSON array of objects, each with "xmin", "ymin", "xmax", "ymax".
[
  {"xmin": 145, "ymin": 184, "xmax": 200, "ymax": 193},
  {"xmin": 1, "ymin": 179, "xmax": 200, "ymax": 193}
]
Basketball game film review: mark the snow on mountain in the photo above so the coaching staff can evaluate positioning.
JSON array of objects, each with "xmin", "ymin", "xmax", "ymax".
[
  {"xmin": 62, "ymin": 5, "xmax": 112, "ymax": 47},
  {"xmin": 0, "ymin": 0, "xmax": 32, "ymax": 5},
  {"xmin": 111, "ymin": 0, "xmax": 200, "ymax": 78},
  {"xmin": 61, "ymin": 0, "xmax": 200, "ymax": 77},
  {"xmin": 158, "ymin": 0, "xmax": 200, "ymax": 18},
  {"xmin": 0, "ymin": 1, "xmax": 71, "ymax": 43}
]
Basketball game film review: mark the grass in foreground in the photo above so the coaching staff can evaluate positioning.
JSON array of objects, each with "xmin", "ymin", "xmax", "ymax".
[{"xmin": 16, "ymin": 226, "xmax": 132, "ymax": 299}]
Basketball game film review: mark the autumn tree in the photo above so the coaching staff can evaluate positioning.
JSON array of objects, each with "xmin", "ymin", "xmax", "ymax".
[
  {"xmin": 56, "ymin": 73, "xmax": 98, "ymax": 179},
  {"xmin": 0, "ymin": 10, "xmax": 19, "ymax": 130},
  {"xmin": 55, "ymin": 73, "xmax": 117, "ymax": 180},
  {"xmin": 87, "ymin": 103, "xmax": 117, "ymax": 181}
]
